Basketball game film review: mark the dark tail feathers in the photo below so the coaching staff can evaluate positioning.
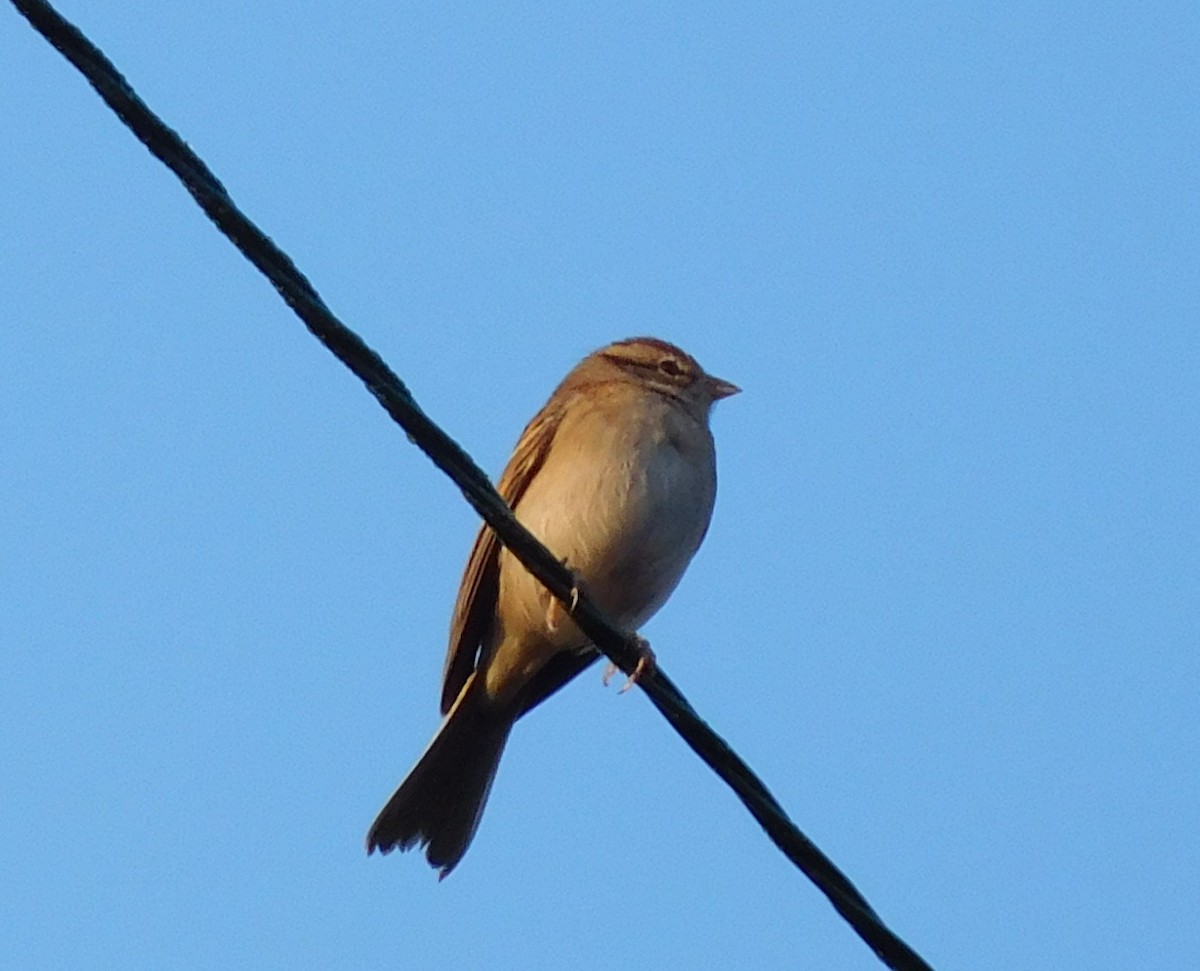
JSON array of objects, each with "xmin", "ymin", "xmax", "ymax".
[{"xmin": 366, "ymin": 673, "xmax": 512, "ymax": 877}]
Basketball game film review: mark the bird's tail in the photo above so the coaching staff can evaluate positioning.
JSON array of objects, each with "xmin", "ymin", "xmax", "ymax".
[{"xmin": 366, "ymin": 672, "xmax": 512, "ymax": 877}]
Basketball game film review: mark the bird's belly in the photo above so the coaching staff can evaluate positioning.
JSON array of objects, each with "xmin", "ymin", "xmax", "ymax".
[{"xmin": 497, "ymin": 435, "xmax": 714, "ymax": 649}]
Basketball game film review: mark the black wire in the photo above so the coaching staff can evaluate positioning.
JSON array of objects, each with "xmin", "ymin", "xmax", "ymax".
[{"xmin": 9, "ymin": 3, "xmax": 936, "ymax": 968}]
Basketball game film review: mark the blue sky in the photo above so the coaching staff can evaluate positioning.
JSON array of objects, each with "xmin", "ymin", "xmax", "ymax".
[{"xmin": 3, "ymin": 2, "xmax": 1197, "ymax": 968}]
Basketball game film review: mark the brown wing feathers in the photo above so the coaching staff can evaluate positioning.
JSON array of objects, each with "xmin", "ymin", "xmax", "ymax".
[{"xmin": 439, "ymin": 403, "xmax": 565, "ymax": 713}]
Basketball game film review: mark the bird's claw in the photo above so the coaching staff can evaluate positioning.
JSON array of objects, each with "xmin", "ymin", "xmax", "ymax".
[
  {"xmin": 602, "ymin": 636, "xmax": 656, "ymax": 693},
  {"xmin": 545, "ymin": 563, "xmax": 583, "ymax": 634}
]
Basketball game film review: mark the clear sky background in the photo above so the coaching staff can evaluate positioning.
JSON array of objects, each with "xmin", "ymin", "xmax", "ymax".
[{"xmin": 3, "ymin": 3, "xmax": 1197, "ymax": 969}]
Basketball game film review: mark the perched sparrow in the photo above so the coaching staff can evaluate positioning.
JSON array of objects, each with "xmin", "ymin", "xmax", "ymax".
[{"xmin": 366, "ymin": 337, "xmax": 738, "ymax": 875}]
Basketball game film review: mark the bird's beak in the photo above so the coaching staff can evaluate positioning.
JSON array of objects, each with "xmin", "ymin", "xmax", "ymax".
[{"xmin": 706, "ymin": 375, "xmax": 741, "ymax": 400}]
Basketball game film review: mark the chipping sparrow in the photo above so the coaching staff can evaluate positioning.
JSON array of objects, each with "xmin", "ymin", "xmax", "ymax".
[{"xmin": 366, "ymin": 337, "xmax": 738, "ymax": 875}]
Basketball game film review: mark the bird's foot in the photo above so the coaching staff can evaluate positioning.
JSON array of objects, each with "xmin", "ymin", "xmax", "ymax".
[
  {"xmin": 545, "ymin": 564, "xmax": 583, "ymax": 634},
  {"xmin": 602, "ymin": 635, "xmax": 656, "ymax": 694}
]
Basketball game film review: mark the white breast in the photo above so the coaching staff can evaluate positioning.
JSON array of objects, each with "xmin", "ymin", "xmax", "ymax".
[{"xmin": 497, "ymin": 389, "xmax": 717, "ymax": 646}]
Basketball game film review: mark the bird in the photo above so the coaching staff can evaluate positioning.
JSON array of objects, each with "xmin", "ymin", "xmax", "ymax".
[{"xmin": 366, "ymin": 336, "xmax": 738, "ymax": 876}]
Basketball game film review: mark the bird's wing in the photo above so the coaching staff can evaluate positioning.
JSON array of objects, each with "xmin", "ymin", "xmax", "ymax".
[
  {"xmin": 515, "ymin": 649, "xmax": 600, "ymax": 717},
  {"xmin": 440, "ymin": 401, "xmax": 564, "ymax": 713}
]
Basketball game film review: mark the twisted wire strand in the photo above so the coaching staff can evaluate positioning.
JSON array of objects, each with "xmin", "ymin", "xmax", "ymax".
[{"xmin": 10, "ymin": 4, "xmax": 935, "ymax": 968}]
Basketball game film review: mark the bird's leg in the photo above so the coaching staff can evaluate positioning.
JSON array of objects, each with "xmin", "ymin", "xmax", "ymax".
[
  {"xmin": 602, "ymin": 635, "xmax": 657, "ymax": 694},
  {"xmin": 545, "ymin": 562, "xmax": 582, "ymax": 634}
]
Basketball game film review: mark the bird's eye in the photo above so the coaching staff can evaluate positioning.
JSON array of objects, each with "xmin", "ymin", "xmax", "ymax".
[{"xmin": 659, "ymin": 357, "xmax": 686, "ymax": 378}]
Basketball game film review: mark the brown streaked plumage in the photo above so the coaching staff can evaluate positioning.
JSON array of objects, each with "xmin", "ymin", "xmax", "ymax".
[{"xmin": 366, "ymin": 337, "xmax": 738, "ymax": 875}]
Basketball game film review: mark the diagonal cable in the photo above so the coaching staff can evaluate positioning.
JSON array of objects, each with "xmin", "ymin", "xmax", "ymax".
[{"xmin": 10, "ymin": 2, "xmax": 935, "ymax": 968}]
